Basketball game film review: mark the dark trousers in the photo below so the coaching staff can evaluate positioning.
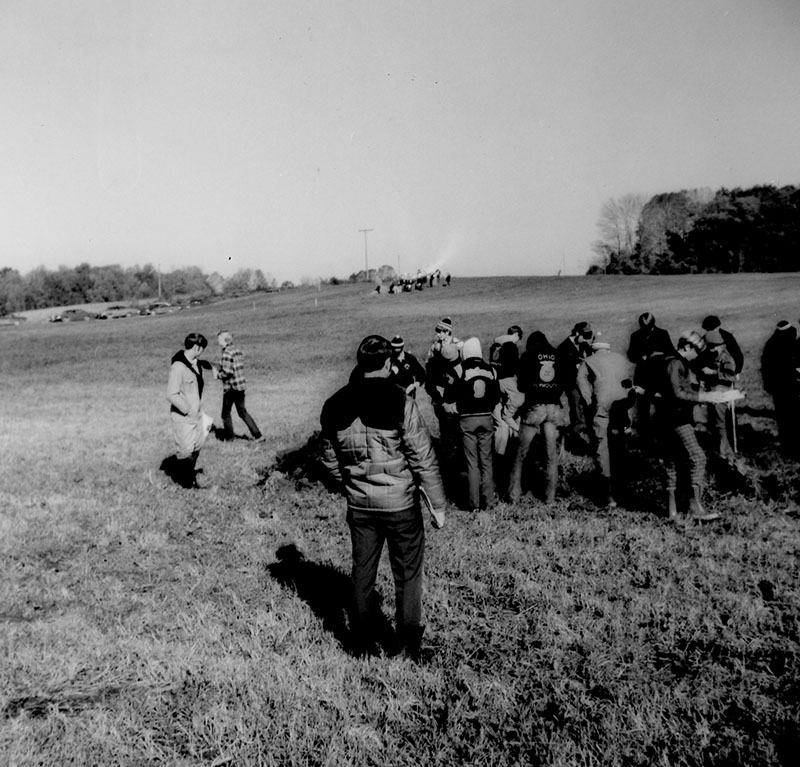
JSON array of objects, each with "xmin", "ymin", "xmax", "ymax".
[
  {"xmin": 460, "ymin": 414, "xmax": 496, "ymax": 510},
  {"xmin": 347, "ymin": 507, "xmax": 425, "ymax": 631},
  {"xmin": 221, "ymin": 388, "xmax": 261, "ymax": 439}
]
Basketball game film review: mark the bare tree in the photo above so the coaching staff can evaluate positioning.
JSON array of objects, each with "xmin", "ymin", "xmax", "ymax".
[{"xmin": 592, "ymin": 194, "xmax": 647, "ymax": 271}]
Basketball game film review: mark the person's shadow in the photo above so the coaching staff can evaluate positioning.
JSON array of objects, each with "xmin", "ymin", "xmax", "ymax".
[{"xmin": 265, "ymin": 544, "xmax": 395, "ymax": 656}]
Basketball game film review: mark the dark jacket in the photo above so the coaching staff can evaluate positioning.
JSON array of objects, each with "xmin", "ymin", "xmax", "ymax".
[
  {"xmin": 627, "ymin": 325, "xmax": 675, "ymax": 366},
  {"xmin": 556, "ymin": 335, "xmax": 591, "ymax": 388},
  {"xmin": 719, "ymin": 328, "xmax": 744, "ymax": 375},
  {"xmin": 389, "ymin": 351, "xmax": 426, "ymax": 392},
  {"xmin": 517, "ymin": 332, "xmax": 564, "ymax": 407},
  {"xmin": 320, "ymin": 377, "xmax": 445, "ymax": 513},
  {"xmin": 761, "ymin": 326, "xmax": 798, "ymax": 396},
  {"xmin": 450, "ymin": 357, "xmax": 500, "ymax": 417},
  {"xmin": 651, "ymin": 353, "xmax": 703, "ymax": 427}
]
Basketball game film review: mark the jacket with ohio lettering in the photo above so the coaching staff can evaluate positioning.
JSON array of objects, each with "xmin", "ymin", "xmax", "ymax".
[
  {"xmin": 449, "ymin": 337, "xmax": 500, "ymax": 416},
  {"xmin": 517, "ymin": 331, "xmax": 564, "ymax": 407}
]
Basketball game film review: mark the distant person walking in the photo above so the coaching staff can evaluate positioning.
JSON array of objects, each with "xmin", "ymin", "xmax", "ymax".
[
  {"xmin": 320, "ymin": 335, "xmax": 446, "ymax": 659},
  {"xmin": 761, "ymin": 320, "xmax": 799, "ymax": 455},
  {"xmin": 215, "ymin": 331, "xmax": 264, "ymax": 442},
  {"xmin": 166, "ymin": 332, "xmax": 215, "ymax": 488}
]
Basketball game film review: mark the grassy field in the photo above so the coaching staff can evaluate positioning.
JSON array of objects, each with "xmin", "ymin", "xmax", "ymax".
[{"xmin": 1, "ymin": 275, "xmax": 798, "ymax": 766}]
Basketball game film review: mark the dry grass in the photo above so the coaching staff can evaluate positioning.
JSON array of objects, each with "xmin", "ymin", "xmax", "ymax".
[{"xmin": 1, "ymin": 275, "xmax": 798, "ymax": 766}]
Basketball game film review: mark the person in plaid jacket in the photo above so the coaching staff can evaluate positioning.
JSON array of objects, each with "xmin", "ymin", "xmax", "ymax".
[{"xmin": 215, "ymin": 331, "xmax": 263, "ymax": 442}]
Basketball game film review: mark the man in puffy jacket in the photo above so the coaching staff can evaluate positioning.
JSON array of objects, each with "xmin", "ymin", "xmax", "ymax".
[
  {"xmin": 446, "ymin": 337, "xmax": 500, "ymax": 511},
  {"xmin": 577, "ymin": 340, "xmax": 634, "ymax": 507},
  {"xmin": 320, "ymin": 335, "xmax": 446, "ymax": 659},
  {"xmin": 509, "ymin": 331, "xmax": 568, "ymax": 504}
]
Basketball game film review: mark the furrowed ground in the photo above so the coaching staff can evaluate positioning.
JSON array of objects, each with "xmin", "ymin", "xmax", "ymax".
[{"xmin": 1, "ymin": 275, "xmax": 798, "ymax": 766}]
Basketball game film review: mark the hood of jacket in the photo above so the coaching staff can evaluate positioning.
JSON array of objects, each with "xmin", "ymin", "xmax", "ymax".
[{"xmin": 462, "ymin": 336, "xmax": 482, "ymax": 360}]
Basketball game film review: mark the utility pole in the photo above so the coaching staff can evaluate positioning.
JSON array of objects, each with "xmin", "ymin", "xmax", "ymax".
[{"xmin": 358, "ymin": 228, "xmax": 374, "ymax": 280}]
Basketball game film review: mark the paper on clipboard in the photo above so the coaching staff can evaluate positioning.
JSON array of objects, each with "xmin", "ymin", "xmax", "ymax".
[{"xmin": 419, "ymin": 486, "xmax": 445, "ymax": 530}]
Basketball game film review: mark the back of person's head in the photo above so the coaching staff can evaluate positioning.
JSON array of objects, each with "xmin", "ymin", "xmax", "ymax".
[
  {"xmin": 184, "ymin": 332, "xmax": 208, "ymax": 350},
  {"xmin": 639, "ymin": 312, "xmax": 655, "ymax": 329},
  {"xmin": 390, "ymin": 335, "xmax": 404, "ymax": 352},
  {"xmin": 572, "ymin": 321, "xmax": 593, "ymax": 341},
  {"xmin": 356, "ymin": 335, "xmax": 392, "ymax": 371},
  {"xmin": 701, "ymin": 315, "xmax": 721, "ymax": 332},
  {"xmin": 526, "ymin": 330, "xmax": 549, "ymax": 352},
  {"xmin": 217, "ymin": 330, "xmax": 233, "ymax": 346},
  {"xmin": 461, "ymin": 337, "xmax": 482, "ymax": 360},
  {"xmin": 677, "ymin": 330, "xmax": 705, "ymax": 353},
  {"xmin": 507, "ymin": 324, "xmax": 523, "ymax": 339}
]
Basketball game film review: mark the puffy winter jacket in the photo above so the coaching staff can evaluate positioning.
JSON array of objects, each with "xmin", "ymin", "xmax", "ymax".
[{"xmin": 320, "ymin": 377, "xmax": 446, "ymax": 513}]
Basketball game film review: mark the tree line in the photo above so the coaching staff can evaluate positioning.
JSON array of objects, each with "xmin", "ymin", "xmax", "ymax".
[
  {"xmin": 589, "ymin": 184, "xmax": 800, "ymax": 274},
  {"xmin": 0, "ymin": 263, "xmax": 285, "ymax": 315}
]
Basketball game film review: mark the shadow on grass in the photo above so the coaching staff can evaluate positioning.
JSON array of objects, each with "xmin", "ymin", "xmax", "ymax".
[{"xmin": 265, "ymin": 543, "xmax": 395, "ymax": 657}]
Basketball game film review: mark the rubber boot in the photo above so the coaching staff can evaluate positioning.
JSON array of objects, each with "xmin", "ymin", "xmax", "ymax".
[
  {"xmin": 174, "ymin": 458, "xmax": 197, "ymax": 489},
  {"xmin": 688, "ymin": 485, "xmax": 719, "ymax": 522}
]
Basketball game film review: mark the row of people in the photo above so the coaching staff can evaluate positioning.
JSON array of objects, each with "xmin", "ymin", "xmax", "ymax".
[{"xmin": 404, "ymin": 314, "xmax": 744, "ymax": 521}]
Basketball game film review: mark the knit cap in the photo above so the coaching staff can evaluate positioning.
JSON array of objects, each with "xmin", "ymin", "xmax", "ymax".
[
  {"xmin": 435, "ymin": 317, "xmax": 453, "ymax": 333},
  {"xmin": 390, "ymin": 335, "xmax": 404, "ymax": 350},
  {"xmin": 461, "ymin": 337, "xmax": 482, "ymax": 360}
]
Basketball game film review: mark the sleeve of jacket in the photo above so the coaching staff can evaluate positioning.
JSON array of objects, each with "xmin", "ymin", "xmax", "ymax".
[
  {"xmin": 400, "ymin": 397, "xmax": 446, "ymax": 509},
  {"xmin": 319, "ymin": 434, "xmax": 344, "ymax": 491},
  {"xmin": 577, "ymin": 361, "xmax": 593, "ymax": 405},
  {"xmin": 667, "ymin": 358, "xmax": 701, "ymax": 403}
]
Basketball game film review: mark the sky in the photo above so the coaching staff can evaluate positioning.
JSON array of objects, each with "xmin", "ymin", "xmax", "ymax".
[{"xmin": 2, "ymin": 0, "xmax": 800, "ymax": 283}]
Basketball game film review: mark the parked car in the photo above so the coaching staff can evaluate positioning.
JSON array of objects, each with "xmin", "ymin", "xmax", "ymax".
[
  {"xmin": 61, "ymin": 309, "xmax": 96, "ymax": 322},
  {"xmin": 48, "ymin": 314, "xmax": 63, "ymax": 323},
  {"xmin": 97, "ymin": 305, "xmax": 138, "ymax": 319},
  {"xmin": 139, "ymin": 301, "xmax": 176, "ymax": 316}
]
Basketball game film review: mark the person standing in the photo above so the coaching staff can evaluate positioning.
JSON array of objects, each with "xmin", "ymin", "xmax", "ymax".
[
  {"xmin": 702, "ymin": 315, "xmax": 744, "ymax": 375},
  {"xmin": 446, "ymin": 337, "xmax": 500, "ymax": 511},
  {"xmin": 508, "ymin": 331, "xmax": 568, "ymax": 504},
  {"xmin": 627, "ymin": 312, "xmax": 675, "ymax": 444},
  {"xmin": 320, "ymin": 335, "xmax": 446, "ymax": 659},
  {"xmin": 215, "ymin": 331, "xmax": 264, "ymax": 442},
  {"xmin": 556, "ymin": 321, "xmax": 595, "ymax": 446},
  {"xmin": 761, "ymin": 320, "xmax": 799, "ymax": 455},
  {"xmin": 166, "ymin": 332, "xmax": 215, "ymax": 488},
  {"xmin": 697, "ymin": 328, "xmax": 737, "ymax": 461},
  {"xmin": 389, "ymin": 335, "xmax": 426, "ymax": 398},
  {"xmin": 649, "ymin": 331, "xmax": 732, "ymax": 523},
  {"xmin": 489, "ymin": 325, "xmax": 526, "ymax": 457},
  {"xmin": 577, "ymin": 340, "xmax": 634, "ymax": 507}
]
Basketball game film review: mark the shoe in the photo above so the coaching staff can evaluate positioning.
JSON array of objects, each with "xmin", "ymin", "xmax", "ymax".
[{"xmin": 686, "ymin": 511, "xmax": 721, "ymax": 523}]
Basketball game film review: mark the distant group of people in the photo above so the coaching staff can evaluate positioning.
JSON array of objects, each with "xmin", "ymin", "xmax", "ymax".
[{"xmin": 377, "ymin": 269, "xmax": 452, "ymax": 294}]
